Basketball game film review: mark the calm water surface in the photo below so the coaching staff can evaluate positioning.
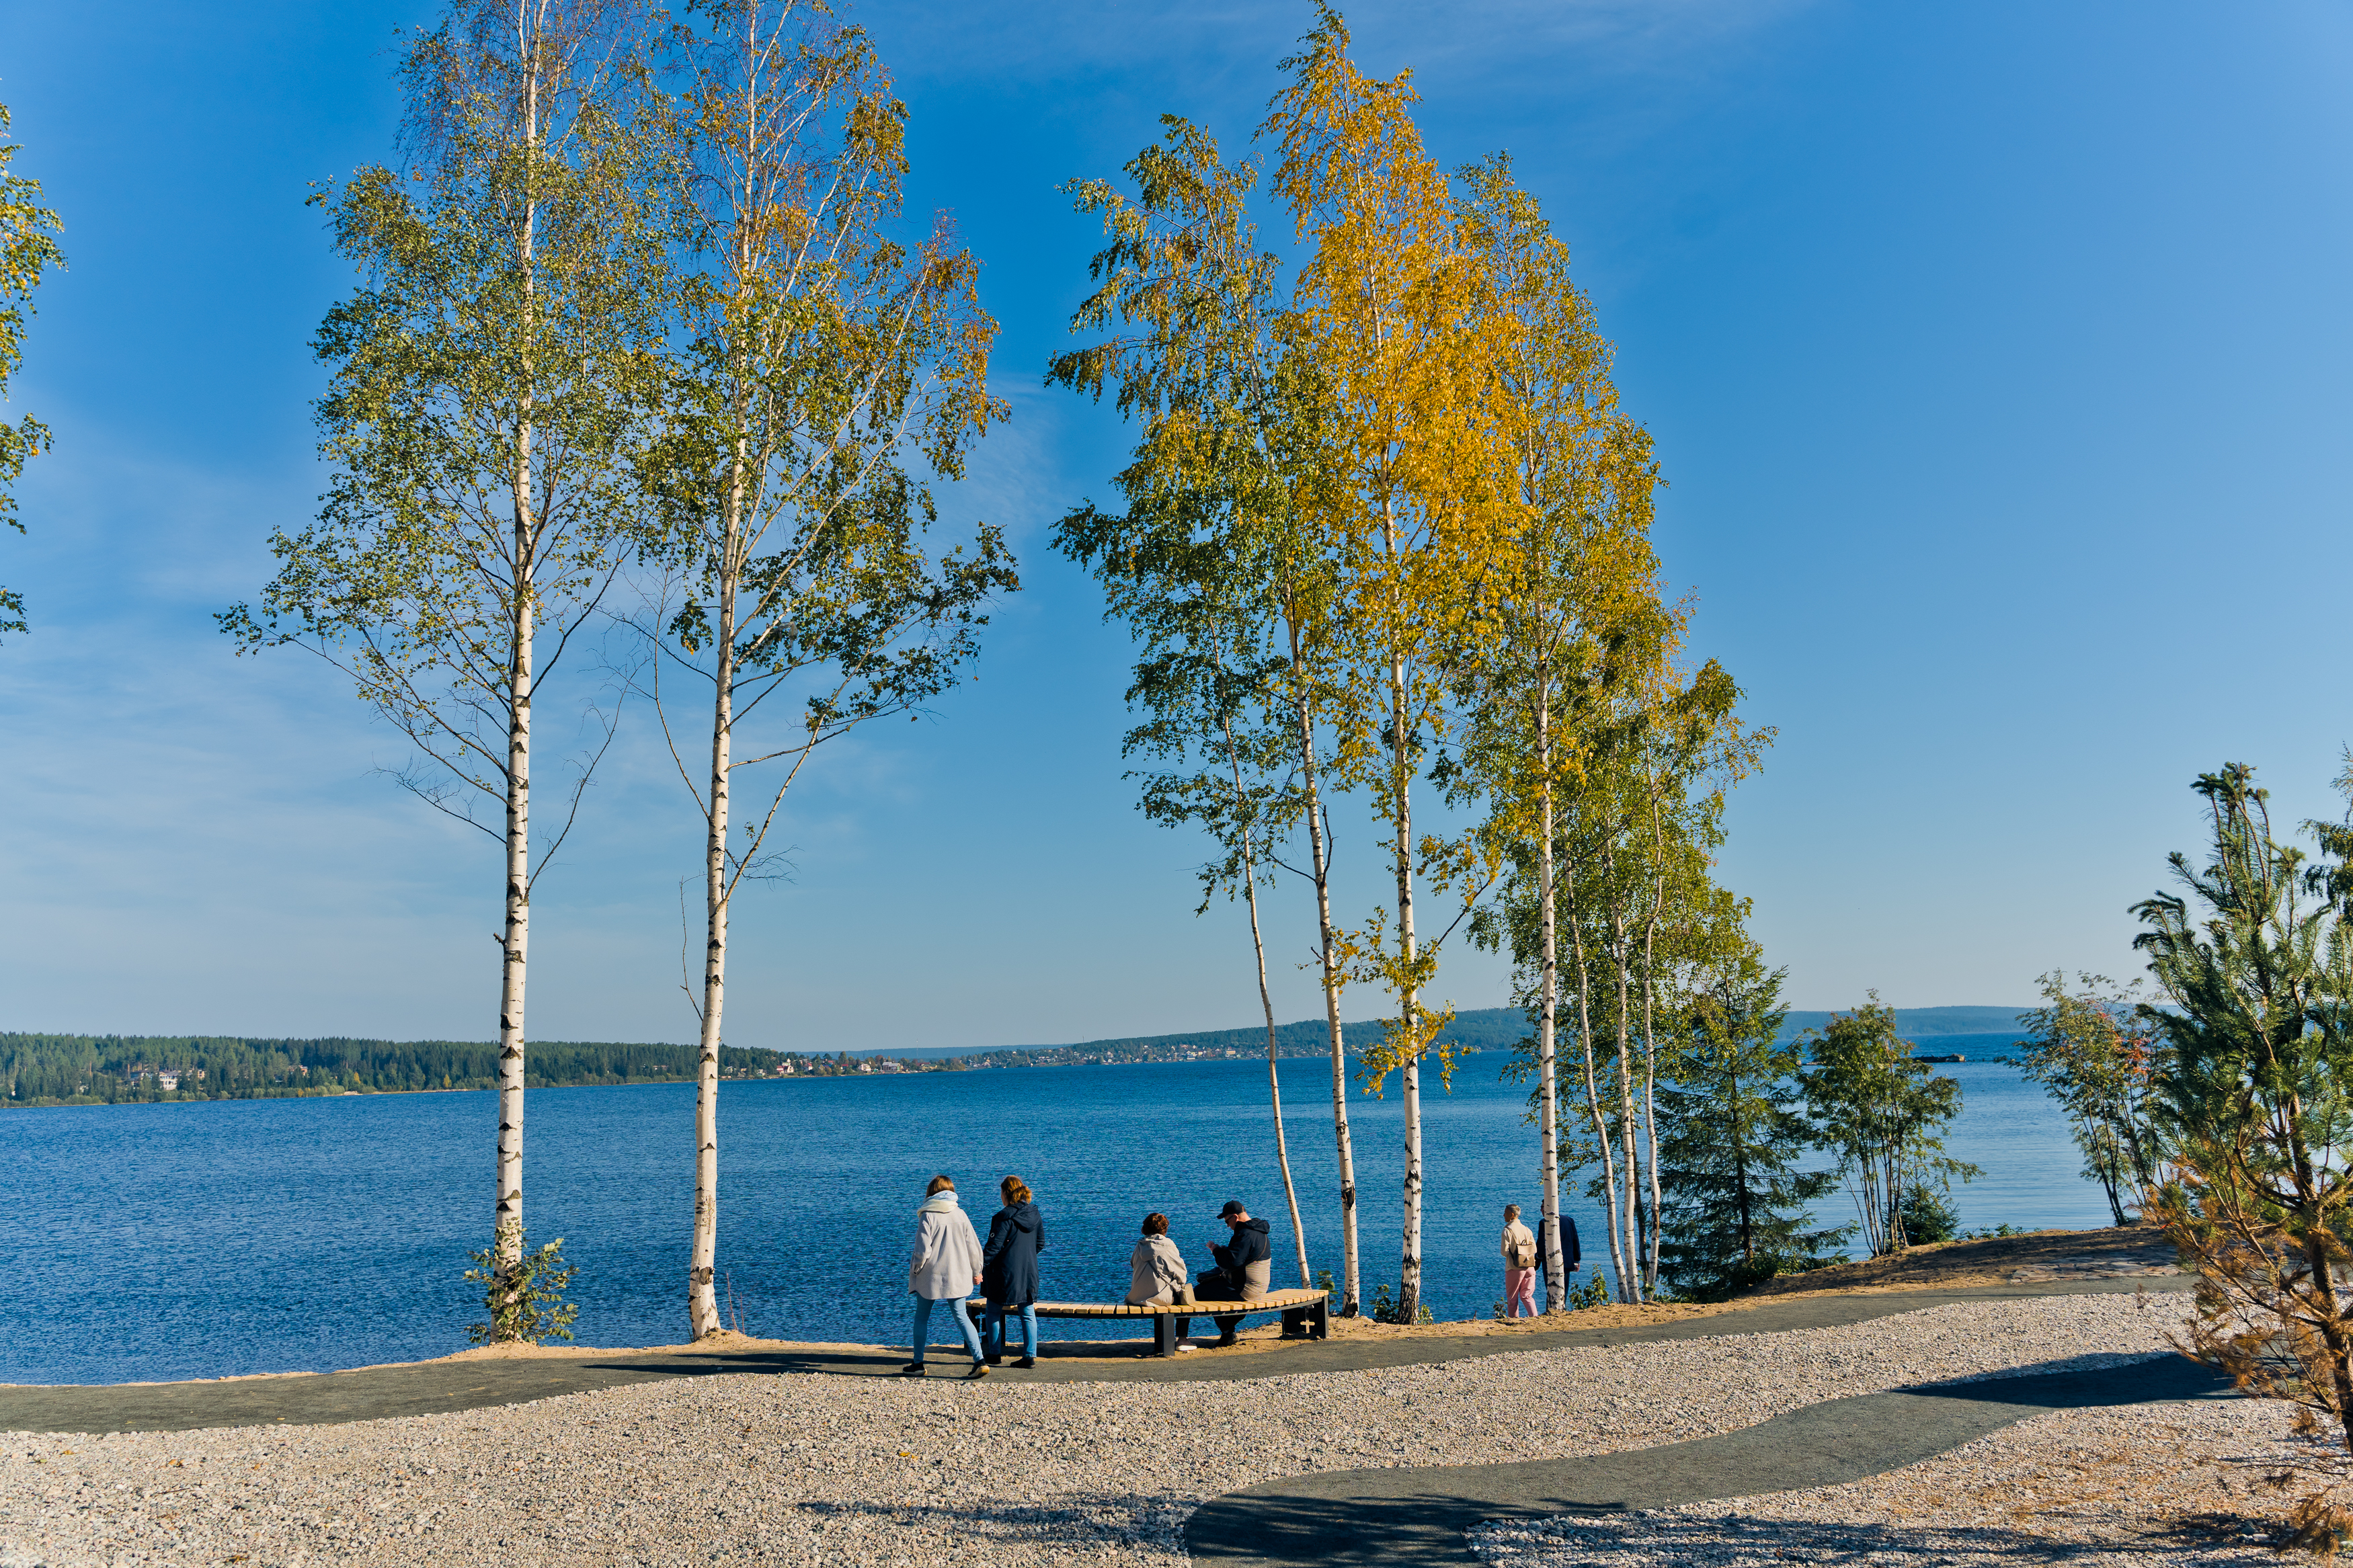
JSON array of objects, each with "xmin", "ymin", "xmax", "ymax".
[{"xmin": 0, "ymin": 1042, "xmax": 2101, "ymax": 1384}]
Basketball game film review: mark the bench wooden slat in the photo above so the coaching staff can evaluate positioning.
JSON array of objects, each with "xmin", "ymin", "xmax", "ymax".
[{"xmin": 965, "ymin": 1288, "xmax": 1328, "ymax": 1319}]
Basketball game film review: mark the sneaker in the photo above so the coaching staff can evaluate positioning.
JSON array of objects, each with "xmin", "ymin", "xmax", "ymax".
[
  {"xmin": 1214, "ymin": 1333, "xmax": 1239, "ymax": 1348},
  {"xmin": 1014, "ymin": 1356, "xmax": 1036, "ymax": 1370},
  {"xmin": 898, "ymin": 1362, "xmax": 926, "ymax": 1376},
  {"xmin": 964, "ymin": 1362, "xmax": 990, "ymax": 1380}
]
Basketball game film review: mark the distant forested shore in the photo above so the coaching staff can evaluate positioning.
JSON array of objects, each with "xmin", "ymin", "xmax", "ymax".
[
  {"xmin": 2, "ymin": 1004, "xmax": 2029, "ymax": 1108},
  {"xmin": 0, "ymin": 1034, "xmax": 805, "ymax": 1108},
  {"xmin": 1, "ymin": 1009, "xmax": 1540, "ymax": 1108}
]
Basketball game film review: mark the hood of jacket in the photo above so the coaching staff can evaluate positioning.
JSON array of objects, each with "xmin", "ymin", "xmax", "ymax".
[
  {"xmin": 1232, "ymin": 1217, "xmax": 1269, "ymax": 1239},
  {"xmin": 997, "ymin": 1200, "xmax": 1039, "ymax": 1231},
  {"xmin": 917, "ymin": 1192, "xmax": 962, "ymax": 1216}
]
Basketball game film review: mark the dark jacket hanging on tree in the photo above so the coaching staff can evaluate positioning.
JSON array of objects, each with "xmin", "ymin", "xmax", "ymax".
[{"xmin": 982, "ymin": 1201, "xmax": 1045, "ymax": 1306}]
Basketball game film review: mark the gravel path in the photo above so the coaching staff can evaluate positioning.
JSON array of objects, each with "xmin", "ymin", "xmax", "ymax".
[
  {"xmin": 1, "ymin": 1294, "xmax": 2193, "ymax": 1567},
  {"xmin": 1468, "ymin": 1397, "xmax": 2301, "ymax": 1565}
]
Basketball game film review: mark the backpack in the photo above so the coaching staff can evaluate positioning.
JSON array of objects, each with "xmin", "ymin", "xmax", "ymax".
[{"xmin": 1507, "ymin": 1232, "xmax": 1536, "ymax": 1270}]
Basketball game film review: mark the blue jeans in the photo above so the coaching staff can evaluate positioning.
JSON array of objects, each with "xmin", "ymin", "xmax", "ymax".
[
  {"xmin": 910, "ymin": 1295, "xmax": 984, "ymax": 1364},
  {"xmin": 984, "ymin": 1301, "xmax": 1037, "ymax": 1361}
]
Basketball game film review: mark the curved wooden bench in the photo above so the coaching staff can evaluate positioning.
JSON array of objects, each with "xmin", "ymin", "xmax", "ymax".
[{"xmin": 968, "ymin": 1288, "xmax": 1331, "ymax": 1358}]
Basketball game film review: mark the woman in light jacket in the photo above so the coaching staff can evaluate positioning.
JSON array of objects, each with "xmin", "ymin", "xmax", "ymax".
[
  {"xmin": 904, "ymin": 1174, "xmax": 988, "ymax": 1378},
  {"xmin": 980, "ymin": 1174, "xmax": 1046, "ymax": 1368},
  {"xmin": 1125, "ymin": 1212, "xmax": 1189, "ymax": 1306}
]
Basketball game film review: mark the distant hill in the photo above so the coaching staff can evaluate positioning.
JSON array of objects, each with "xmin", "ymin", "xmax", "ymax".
[
  {"xmin": 921, "ymin": 1001, "xmax": 2040, "ymax": 1068},
  {"xmin": 921, "ymin": 1007, "xmax": 1531, "ymax": 1070},
  {"xmin": 1777, "ymin": 1005, "xmax": 2033, "ymax": 1040}
]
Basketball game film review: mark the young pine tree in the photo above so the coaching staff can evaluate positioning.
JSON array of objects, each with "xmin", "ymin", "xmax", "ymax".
[
  {"xmin": 2143, "ymin": 764, "xmax": 2353, "ymax": 1464},
  {"xmin": 1656, "ymin": 955, "xmax": 1845, "ymax": 1300}
]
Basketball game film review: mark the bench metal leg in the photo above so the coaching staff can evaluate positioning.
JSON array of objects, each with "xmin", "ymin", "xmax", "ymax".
[
  {"xmin": 1312, "ymin": 1298, "xmax": 1329, "ymax": 1339},
  {"xmin": 1156, "ymin": 1315, "xmax": 1179, "ymax": 1358},
  {"xmin": 1281, "ymin": 1307, "xmax": 1305, "ymax": 1337}
]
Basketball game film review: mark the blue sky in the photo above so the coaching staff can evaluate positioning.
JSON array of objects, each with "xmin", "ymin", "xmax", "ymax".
[{"xmin": 1, "ymin": 1, "xmax": 2348, "ymax": 1051}]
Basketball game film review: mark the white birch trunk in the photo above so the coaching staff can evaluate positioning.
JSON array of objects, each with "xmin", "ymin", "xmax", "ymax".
[
  {"xmin": 494, "ymin": 15, "xmax": 543, "ymax": 1275},
  {"xmin": 1387, "ymin": 519, "xmax": 1424, "ymax": 1322},
  {"xmin": 1638, "ymin": 802, "xmax": 1667, "ymax": 1297},
  {"xmin": 495, "ymin": 530, "xmax": 532, "ymax": 1268},
  {"xmin": 688, "ymin": 442, "xmax": 742, "ymax": 1339},
  {"xmin": 1291, "ymin": 618, "xmax": 1360, "ymax": 1315},
  {"xmin": 1535, "ymin": 686, "xmax": 1565, "ymax": 1312},
  {"xmin": 1566, "ymin": 882, "xmax": 1629, "ymax": 1302},
  {"xmin": 1227, "ymin": 718, "xmax": 1311, "ymax": 1289},
  {"xmin": 1611, "ymin": 919, "xmax": 1642, "ymax": 1303}
]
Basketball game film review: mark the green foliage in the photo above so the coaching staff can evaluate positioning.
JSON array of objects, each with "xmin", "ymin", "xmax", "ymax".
[
  {"xmin": 1657, "ymin": 956, "xmax": 1848, "ymax": 1301},
  {"xmin": 2140, "ymin": 763, "xmax": 2353, "ymax": 1458},
  {"xmin": 1800, "ymin": 996, "xmax": 1980, "ymax": 1256},
  {"xmin": 2017, "ymin": 971, "xmax": 2169, "ymax": 1225},
  {"xmin": 220, "ymin": 12, "xmax": 668, "ymax": 845},
  {"xmin": 1368, "ymin": 1282, "xmax": 1433, "ymax": 1324},
  {"xmin": 0, "ymin": 100, "xmax": 63, "ymax": 642},
  {"xmin": 1893, "ymin": 1186, "xmax": 1961, "ymax": 1246},
  {"xmin": 465, "ymin": 1227, "xmax": 578, "ymax": 1346},
  {"xmin": 636, "ymin": 1, "xmax": 1014, "ymax": 880},
  {"xmin": 1566, "ymin": 1269, "xmax": 1610, "ymax": 1310}
]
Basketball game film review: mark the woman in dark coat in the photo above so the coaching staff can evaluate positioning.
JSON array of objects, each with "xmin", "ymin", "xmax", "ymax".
[{"xmin": 981, "ymin": 1174, "xmax": 1046, "ymax": 1367}]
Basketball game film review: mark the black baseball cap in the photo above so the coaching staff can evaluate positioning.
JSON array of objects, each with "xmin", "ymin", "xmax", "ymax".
[{"xmin": 1218, "ymin": 1200, "xmax": 1247, "ymax": 1218}]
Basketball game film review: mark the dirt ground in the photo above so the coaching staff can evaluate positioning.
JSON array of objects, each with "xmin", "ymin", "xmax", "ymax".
[
  {"xmin": 1740, "ymin": 1224, "xmax": 2180, "ymax": 1295},
  {"xmin": 411, "ymin": 1225, "xmax": 2192, "ymax": 1364},
  {"xmin": 49, "ymin": 1226, "xmax": 2183, "ymax": 1387}
]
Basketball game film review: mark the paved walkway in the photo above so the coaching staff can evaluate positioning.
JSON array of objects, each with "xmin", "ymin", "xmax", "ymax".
[
  {"xmin": 1184, "ymin": 1352, "xmax": 2229, "ymax": 1567},
  {"xmin": 0, "ymin": 1275, "xmax": 2185, "ymax": 1436}
]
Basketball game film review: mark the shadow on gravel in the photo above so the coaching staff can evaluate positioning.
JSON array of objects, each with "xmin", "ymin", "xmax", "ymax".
[
  {"xmin": 1903, "ymin": 1353, "xmax": 2226, "ymax": 1408},
  {"xmin": 1472, "ymin": 1512, "xmax": 2239, "ymax": 1563}
]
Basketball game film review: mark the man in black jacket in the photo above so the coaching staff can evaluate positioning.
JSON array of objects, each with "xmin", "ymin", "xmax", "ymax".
[
  {"xmin": 1187, "ymin": 1200, "xmax": 1271, "ymax": 1347},
  {"xmin": 1537, "ymin": 1213, "xmax": 1584, "ymax": 1309}
]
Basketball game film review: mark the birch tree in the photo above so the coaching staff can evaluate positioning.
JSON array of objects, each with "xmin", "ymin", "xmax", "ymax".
[
  {"xmin": 1052, "ymin": 117, "xmax": 1359, "ymax": 1309},
  {"xmin": 1451, "ymin": 153, "xmax": 1656, "ymax": 1311},
  {"xmin": 223, "ymin": 0, "xmax": 663, "ymax": 1290},
  {"xmin": 1265, "ymin": 2, "xmax": 1515, "ymax": 1324},
  {"xmin": 2017, "ymin": 971, "xmax": 2169, "ymax": 1224},
  {"xmin": 1542, "ymin": 659, "xmax": 1761, "ymax": 1301},
  {"xmin": 639, "ymin": 0, "xmax": 1011, "ymax": 1339},
  {"xmin": 0, "ymin": 99, "xmax": 63, "ymax": 644},
  {"xmin": 1800, "ymin": 996, "xmax": 1979, "ymax": 1256}
]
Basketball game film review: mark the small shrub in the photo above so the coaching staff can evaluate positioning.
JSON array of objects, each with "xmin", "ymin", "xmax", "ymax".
[
  {"xmin": 1368, "ymin": 1282, "xmax": 1434, "ymax": 1325},
  {"xmin": 465, "ymin": 1227, "xmax": 579, "ymax": 1346},
  {"xmin": 1890, "ymin": 1186, "xmax": 1961, "ymax": 1249},
  {"xmin": 1567, "ymin": 1269, "xmax": 1610, "ymax": 1310}
]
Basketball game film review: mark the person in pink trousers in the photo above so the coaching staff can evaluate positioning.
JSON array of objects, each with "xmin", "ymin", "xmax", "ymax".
[{"xmin": 1501, "ymin": 1204, "xmax": 1539, "ymax": 1318}]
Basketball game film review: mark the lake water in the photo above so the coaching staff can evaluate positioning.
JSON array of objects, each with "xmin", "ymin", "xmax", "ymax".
[{"xmin": 0, "ymin": 1040, "xmax": 2104, "ymax": 1385}]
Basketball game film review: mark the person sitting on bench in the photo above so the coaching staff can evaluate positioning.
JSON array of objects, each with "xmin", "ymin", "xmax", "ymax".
[
  {"xmin": 1189, "ymin": 1199, "xmax": 1271, "ymax": 1347},
  {"xmin": 1125, "ymin": 1212, "xmax": 1190, "ymax": 1306}
]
